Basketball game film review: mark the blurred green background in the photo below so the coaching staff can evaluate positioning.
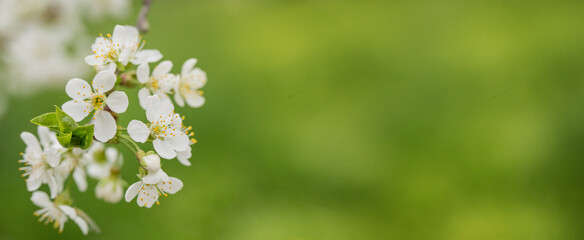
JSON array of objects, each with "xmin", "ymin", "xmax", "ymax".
[{"xmin": 2, "ymin": 0, "xmax": 584, "ymax": 239}]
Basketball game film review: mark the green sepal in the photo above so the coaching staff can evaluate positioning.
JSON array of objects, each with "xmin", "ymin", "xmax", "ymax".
[
  {"xmin": 70, "ymin": 124, "xmax": 94, "ymax": 149},
  {"xmin": 55, "ymin": 105, "xmax": 78, "ymax": 133},
  {"xmin": 30, "ymin": 112, "xmax": 60, "ymax": 131},
  {"xmin": 57, "ymin": 132, "xmax": 73, "ymax": 147}
]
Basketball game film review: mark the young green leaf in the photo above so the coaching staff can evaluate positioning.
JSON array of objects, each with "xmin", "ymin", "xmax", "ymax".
[
  {"xmin": 30, "ymin": 112, "xmax": 59, "ymax": 131},
  {"xmin": 71, "ymin": 124, "xmax": 94, "ymax": 149},
  {"xmin": 57, "ymin": 132, "xmax": 73, "ymax": 148},
  {"xmin": 55, "ymin": 105, "xmax": 78, "ymax": 133}
]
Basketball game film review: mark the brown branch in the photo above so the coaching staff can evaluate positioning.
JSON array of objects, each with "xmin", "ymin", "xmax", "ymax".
[{"xmin": 136, "ymin": 0, "xmax": 153, "ymax": 34}]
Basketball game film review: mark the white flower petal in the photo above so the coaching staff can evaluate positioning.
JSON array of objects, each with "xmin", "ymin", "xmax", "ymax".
[
  {"xmin": 73, "ymin": 167, "xmax": 87, "ymax": 192},
  {"xmin": 37, "ymin": 126, "xmax": 54, "ymax": 148},
  {"xmin": 158, "ymin": 177, "xmax": 183, "ymax": 194},
  {"xmin": 66, "ymin": 78, "xmax": 92, "ymax": 100},
  {"xmin": 111, "ymin": 25, "xmax": 126, "ymax": 43},
  {"xmin": 125, "ymin": 181, "xmax": 142, "ymax": 202},
  {"xmin": 44, "ymin": 147, "xmax": 61, "ymax": 168},
  {"xmin": 152, "ymin": 60, "xmax": 172, "ymax": 76},
  {"xmin": 145, "ymin": 95, "xmax": 163, "ymax": 122},
  {"xmin": 62, "ymin": 100, "xmax": 91, "ymax": 122},
  {"xmin": 153, "ymin": 138, "xmax": 176, "ymax": 159},
  {"xmin": 100, "ymin": 62, "xmax": 117, "ymax": 73},
  {"xmin": 47, "ymin": 175, "xmax": 60, "ymax": 199},
  {"xmin": 174, "ymin": 91, "xmax": 185, "ymax": 107},
  {"xmin": 60, "ymin": 206, "xmax": 89, "ymax": 235},
  {"xmin": 181, "ymin": 58, "xmax": 197, "ymax": 76},
  {"xmin": 27, "ymin": 178, "xmax": 42, "ymax": 192},
  {"xmin": 31, "ymin": 191, "xmax": 53, "ymax": 208},
  {"xmin": 87, "ymin": 164, "xmax": 109, "ymax": 179},
  {"xmin": 105, "ymin": 91, "xmax": 128, "ymax": 113},
  {"xmin": 167, "ymin": 134, "xmax": 190, "ymax": 152},
  {"xmin": 138, "ymin": 88, "xmax": 152, "ymax": 110},
  {"xmin": 93, "ymin": 111, "xmax": 117, "ymax": 142},
  {"xmin": 127, "ymin": 120, "xmax": 150, "ymax": 143},
  {"xmin": 160, "ymin": 98, "xmax": 175, "ymax": 117},
  {"xmin": 92, "ymin": 71, "xmax": 117, "ymax": 93},
  {"xmin": 137, "ymin": 63, "xmax": 150, "ymax": 84},
  {"xmin": 192, "ymin": 68, "xmax": 207, "ymax": 88},
  {"xmin": 85, "ymin": 55, "xmax": 104, "ymax": 66},
  {"xmin": 138, "ymin": 87, "xmax": 152, "ymax": 110},
  {"xmin": 21, "ymin": 131, "xmax": 41, "ymax": 154},
  {"xmin": 133, "ymin": 49, "xmax": 163, "ymax": 64},
  {"xmin": 176, "ymin": 147, "xmax": 192, "ymax": 166},
  {"xmin": 106, "ymin": 147, "xmax": 119, "ymax": 164},
  {"xmin": 137, "ymin": 184, "xmax": 159, "ymax": 208},
  {"xmin": 185, "ymin": 94, "xmax": 205, "ymax": 108},
  {"xmin": 142, "ymin": 169, "xmax": 168, "ymax": 185}
]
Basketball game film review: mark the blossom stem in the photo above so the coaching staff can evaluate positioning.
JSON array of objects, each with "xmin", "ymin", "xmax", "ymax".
[
  {"xmin": 136, "ymin": 0, "xmax": 153, "ymax": 34},
  {"xmin": 118, "ymin": 139, "xmax": 136, "ymax": 153},
  {"xmin": 117, "ymin": 135, "xmax": 140, "ymax": 153}
]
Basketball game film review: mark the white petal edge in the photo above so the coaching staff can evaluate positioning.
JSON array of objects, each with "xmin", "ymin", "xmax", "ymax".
[
  {"xmin": 142, "ymin": 169, "xmax": 169, "ymax": 185},
  {"xmin": 92, "ymin": 71, "xmax": 117, "ymax": 93},
  {"xmin": 158, "ymin": 177, "xmax": 183, "ymax": 194},
  {"xmin": 153, "ymin": 138, "xmax": 177, "ymax": 159},
  {"xmin": 133, "ymin": 49, "xmax": 163, "ymax": 65},
  {"xmin": 62, "ymin": 100, "xmax": 91, "ymax": 122},
  {"xmin": 73, "ymin": 167, "xmax": 87, "ymax": 192},
  {"xmin": 138, "ymin": 88, "xmax": 151, "ymax": 110},
  {"xmin": 93, "ymin": 111, "xmax": 117, "ymax": 142},
  {"xmin": 166, "ymin": 134, "xmax": 190, "ymax": 152},
  {"xmin": 176, "ymin": 147, "xmax": 192, "ymax": 166},
  {"xmin": 31, "ymin": 191, "xmax": 52, "ymax": 208},
  {"xmin": 137, "ymin": 63, "xmax": 150, "ymax": 84},
  {"xmin": 145, "ymin": 95, "xmax": 163, "ymax": 122},
  {"xmin": 174, "ymin": 91, "xmax": 185, "ymax": 107},
  {"xmin": 60, "ymin": 206, "xmax": 89, "ymax": 235},
  {"xmin": 185, "ymin": 94, "xmax": 205, "ymax": 108},
  {"xmin": 152, "ymin": 60, "xmax": 173, "ymax": 76},
  {"xmin": 127, "ymin": 120, "xmax": 150, "ymax": 143},
  {"xmin": 65, "ymin": 78, "xmax": 92, "ymax": 100},
  {"xmin": 20, "ymin": 131, "xmax": 42, "ymax": 154},
  {"xmin": 181, "ymin": 58, "xmax": 197, "ymax": 76},
  {"xmin": 125, "ymin": 181, "xmax": 142, "ymax": 202},
  {"xmin": 105, "ymin": 91, "xmax": 129, "ymax": 113}
]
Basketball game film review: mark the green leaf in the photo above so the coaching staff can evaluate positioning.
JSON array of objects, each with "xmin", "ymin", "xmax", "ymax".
[
  {"xmin": 57, "ymin": 132, "xmax": 72, "ymax": 148},
  {"xmin": 71, "ymin": 124, "xmax": 94, "ymax": 149},
  {"xmin": 30, "ymin": 112, "xmax": 60, "ymax": 131},
  {"xmin": 55, "ymin": 105, "xmax": 78, "ymax": 133}
]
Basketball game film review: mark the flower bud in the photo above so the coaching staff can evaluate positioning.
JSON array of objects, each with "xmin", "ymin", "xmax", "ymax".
[{"xmin": 141, "ymin": 153, "xmax": 161, "ymax": 172}]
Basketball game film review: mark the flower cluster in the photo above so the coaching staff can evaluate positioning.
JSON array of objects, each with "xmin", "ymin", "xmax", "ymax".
[{"xmin": 18, "ymin": 24, "xmax": 207, "ymax": 235}]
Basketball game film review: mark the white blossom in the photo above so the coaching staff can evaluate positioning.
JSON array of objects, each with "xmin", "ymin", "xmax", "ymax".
[
  {"xmin": 19, "ymin": 126, "xmax": 63, "ymax": 198},
  {"xmin": 85, "ymin": 142, "xmax": 125, "ymax": 203},
  {"xmin": 95, "ymin": 176, "xmax": 125, "ymax": 203},
  {"xmin": 175, "ymin": 58, "xmax": 207, "ymax": 108},
  {"xmin": 31, "ymin": 191, "xmax": 90, "ymax": 235},
  {"xmin": 127, "ymin": 96, "xmax": 191, "ymax": 161},
  {"xmin": 4, "ymin": 26, "xmax": 85, "ymax": 96},
  {"xmin": 62, "ymin": 71, "xmax": 129, "ymax": 142},
  {"xmin": 137, "ymin": 61, "xmax": 179, "ymax": 109},
  {"xmin": 85, "ymin": 142, "xmax": 120, "ymax": 179},
  {"xmin": 124, "ymin": 176, "xmax": 183, "ymax": 208},
  {"xmin": 85, "ymin": 25, "xmax": 162, "ymax": 71},
  {"xmin": 55, "ymin": 148, "xmax": 88, "ymax": 192}
]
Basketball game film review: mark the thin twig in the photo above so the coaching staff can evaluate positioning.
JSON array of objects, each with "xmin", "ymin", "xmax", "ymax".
[{"xmin": 136, "ymin": 0, "xmax": 153, "ymax": 34}]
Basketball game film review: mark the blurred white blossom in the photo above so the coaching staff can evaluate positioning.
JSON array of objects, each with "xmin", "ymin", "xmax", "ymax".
[{"xmin": 0, "ymin": 0, "xmax": 131, "ymax": 115}]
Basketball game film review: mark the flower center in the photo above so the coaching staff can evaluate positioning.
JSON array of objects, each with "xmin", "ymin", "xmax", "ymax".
[
  {"xmin": 91, "ymin": 94, "xmax": 106, "ymax": 111},
  {"xmin": 149, "ymin": 77, "xmax": 159, "ymax": 90}
]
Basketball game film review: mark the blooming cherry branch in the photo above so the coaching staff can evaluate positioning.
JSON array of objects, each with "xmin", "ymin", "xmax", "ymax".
[{"xmin": 18, "ymin": 22, "xmax": 207, "ymax": 235}]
